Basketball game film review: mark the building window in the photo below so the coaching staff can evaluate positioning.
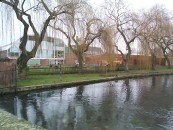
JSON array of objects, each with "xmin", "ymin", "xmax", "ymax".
[{"xmin": 55, "ymin": 51, "xmax": 64, "ymax": 58}]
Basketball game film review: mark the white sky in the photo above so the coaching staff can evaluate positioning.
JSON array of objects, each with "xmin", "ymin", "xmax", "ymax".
[
  {"xmin": 1, "ymin": 0, "xmax": 173, "ymax": 47},
  {"xmin": 89, "ymin": 0, "xmax": 173, "ymax": 53},
  {"xmin": 89, "ymin": 0, "xmax": 173, "ymax": 12}
]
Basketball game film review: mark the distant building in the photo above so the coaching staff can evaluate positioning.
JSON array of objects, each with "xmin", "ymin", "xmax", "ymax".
[
  {"xmin": 0, "ymin": 36, "xmax": 106, "ymax": 66},
  {"xmin": 64, "ymin": 45, "xmax": 104, "ymax": 66},
  {"xmin": 0, "ymin": 35, "xmax": 66, "ymax": 66},
  {"xmin": 84, "ymin": 46, "xmax": 103, "ymax": 56},
  {"xmin": 0, "ymin": 43, "xmax": 20, "ymax": 59}
]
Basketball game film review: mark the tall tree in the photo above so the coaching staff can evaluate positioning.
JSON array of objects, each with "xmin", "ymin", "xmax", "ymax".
[
  {"xmin": 104, "ymin": 0, "xmax": 141, "ymax": 71},
  {"xmin": 0, "ymin": 0, "xmax": 71, "ymax": 75},
  {"xmin": 139, "ymin": 5, "xmax": 173, "ymax": 69},
  {"xmin": 51, "ymin": 0, "xmax": 103, "ymax": 73},
  {"xmin": 151, "ymin": 6, "xmax": 173, "ymax": 69},
  {"xmin": 139, "ymin": 15, "xmax": 158, "ymax": 70},
  {"xmin": 100, "ymin": 27, "xmax": 115, "ymax": 65}
]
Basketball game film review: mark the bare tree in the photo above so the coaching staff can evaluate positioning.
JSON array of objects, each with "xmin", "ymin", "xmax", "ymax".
[
  {"xmin": 51, "ymin": 0, "xmax": 103, "ymax": 73},
  {"xmin": 100, "ymin": 27, "xmax": 115, "ymax": 65},
  {"xmin": 0, "ymin": 0, "xmax": 72, "ymax": 75},
  {"xmin": 151, "ymin": 6, "xmax": 173, "ymax": 69},
  {"xmin": 104, "ymin": 0, "xmax": 141, "ymax": 71},
  {"xmin": 139, "ymin": 5, "xmax": 173, "ymax": 69},
  {"xmin": 139, "ymin": 15, "xmax": 158, "ymax": 70}
]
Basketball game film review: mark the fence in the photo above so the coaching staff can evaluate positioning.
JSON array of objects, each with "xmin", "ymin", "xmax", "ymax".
[
  {"xmin": 0, "ymin": 59, "xmax": 17, "ymax": 94},
  {"xmin": 27, "ymin": 65, "xmax": 123, "ymax": 75}
]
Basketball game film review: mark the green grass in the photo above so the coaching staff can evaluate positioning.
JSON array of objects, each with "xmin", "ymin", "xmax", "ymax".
[
  {"xmin": 17, "ymin": 66, "xmax": 173, "ymax": 87},
  {"xmin": 17, "ymin": 74, "xmax": 104, "ymax": 87}
]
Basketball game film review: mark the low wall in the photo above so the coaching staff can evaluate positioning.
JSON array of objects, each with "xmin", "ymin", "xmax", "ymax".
[{"xmin": 0, "ymin": 59, "xmax": 16, "ymax": 89}]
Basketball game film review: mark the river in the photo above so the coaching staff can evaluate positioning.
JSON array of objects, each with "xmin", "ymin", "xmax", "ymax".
[{"xmin": 0, "ymin": 75, "xmax": 173, "ymax": 130}]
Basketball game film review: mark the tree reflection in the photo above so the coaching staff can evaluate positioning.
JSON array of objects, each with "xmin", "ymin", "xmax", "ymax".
[
  {"xmin": 124, "ymin": 79, "xmax": 131, "ymax": 102},
  {"xmin": 133, "ymin": 76, "xmax": 173, "ymax": 128},
  {"xmin": 1, "ymin": 76, "xmax": 173, "ymax": 130},
  {"xmin": 75, "ymin": 85, "xmax": 85, "ymax": 101},
  {"xmin": 151, "ymin": 76, "xmax": 156, "ymax": 89}
]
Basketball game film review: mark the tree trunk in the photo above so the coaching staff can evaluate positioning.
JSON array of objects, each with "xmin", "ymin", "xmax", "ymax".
[
  {"xmin": 125, "ymin": 49, "xmax": 131, "ymax": 71},
  {"xmin": 124, "ymin": 59, "xmax": 129, "ymax": 71},
  {"xmin": 17, "ymin": 52, "xmax": 32, "ymax": 77},
  {"xmin": 164, "ymin": 52, "xmax": 171, "ymax": 69},
  {"xmin": 151, "ymin": 54, "xmax": 156, "ymax": 70},
  {"xmin": 77, "ymin": 54, "xmax": 84, "ymax": 74}
]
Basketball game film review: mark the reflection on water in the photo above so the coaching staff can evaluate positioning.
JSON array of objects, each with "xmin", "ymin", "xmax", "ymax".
[{"xmin": 1, "ymin": 75, "xmax": 173, "ymax": 130}]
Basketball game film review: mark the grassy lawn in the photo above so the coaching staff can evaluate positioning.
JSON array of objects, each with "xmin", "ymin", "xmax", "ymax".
[
  {"xmin": 17, "ymin": 74, "xmax": 104, "ymax": 87},
  {"xmin": 17, "ymin": 66, "xmax": 173, "ymax": 87}
]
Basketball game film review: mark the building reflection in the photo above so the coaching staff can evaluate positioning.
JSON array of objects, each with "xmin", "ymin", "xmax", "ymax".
[{"xmin": 1, "ymin": 75, "xmax": 173, "ymax": 129}]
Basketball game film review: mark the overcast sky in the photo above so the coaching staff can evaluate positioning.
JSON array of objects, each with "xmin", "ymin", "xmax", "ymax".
[
  {"xmin": 88, "ymin": 0, "xmax": 173, "ymax": 52},
  {"xmin": 89, "ymin": 0, "xmax": 173, "ymax": 12},
  {"xmin": 1, "ymin": 0, "xmax": 173, "ymax": 47}
]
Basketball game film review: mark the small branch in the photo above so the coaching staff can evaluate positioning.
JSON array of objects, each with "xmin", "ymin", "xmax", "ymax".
[
  {"xmin": 21, "ymin": 0, "xmax": 26, "ymax": 12},
  {"xmin": 41, "ymin": 0, "xmax": 51, "ymax": 15}
]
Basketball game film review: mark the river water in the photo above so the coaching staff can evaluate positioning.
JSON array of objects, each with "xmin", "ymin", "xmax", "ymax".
[{"xmin": 0, "ymin": 75, "xmax": 173, "ymax": 130}]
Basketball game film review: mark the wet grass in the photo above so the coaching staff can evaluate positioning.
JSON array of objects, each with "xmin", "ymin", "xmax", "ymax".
[
  {"xmin": 17, "ymin": 66, "xmax": 173, "ymax": 87},
  {"xmin": 17, "ymin": 74, "xmax": 103, "ymax": 87}
]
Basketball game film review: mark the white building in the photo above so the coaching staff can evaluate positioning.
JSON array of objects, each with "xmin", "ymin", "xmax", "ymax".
[{"xmin": 0, "ymin": 35, "xmax": 66, "ymax": 66}]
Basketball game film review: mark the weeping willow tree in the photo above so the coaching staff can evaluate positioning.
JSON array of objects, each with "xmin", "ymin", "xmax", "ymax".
[
  {"xmin": 100, "ymin": 27, "xmax": 115, "ymax": 66},
  {"xmin": 149, "ymin": 6, "xmax": 173, "ymax": 69},
  {"xmin": 103, "ymin": 0, "xmax": 141, "ymax": 71},
  {"xmin": 51, "ymin": 0, "xmax": 103, "ymax": 73},
  {"xmin": 0, "ymin": 5, "xmax": 12, "ymax": 45},
  {"xmin": 0, "ymin": 0, "xmax": 72, "ymax": 75},
  {"xmin": 138, "ymin": 5, "xmax": 172, "ymax": 70}
]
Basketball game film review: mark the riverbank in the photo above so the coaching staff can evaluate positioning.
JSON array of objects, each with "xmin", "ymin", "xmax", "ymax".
[
  {"xmin": 0, "ymin": 109, "xmax": 45, "ymax": 130},
  {"xmin": 1, "ymin": 69, "xmax": 173, "ymax": 130},
  {"xmin": 2, "ymin": 69, "xmax": 173, "ymax": 94}
]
